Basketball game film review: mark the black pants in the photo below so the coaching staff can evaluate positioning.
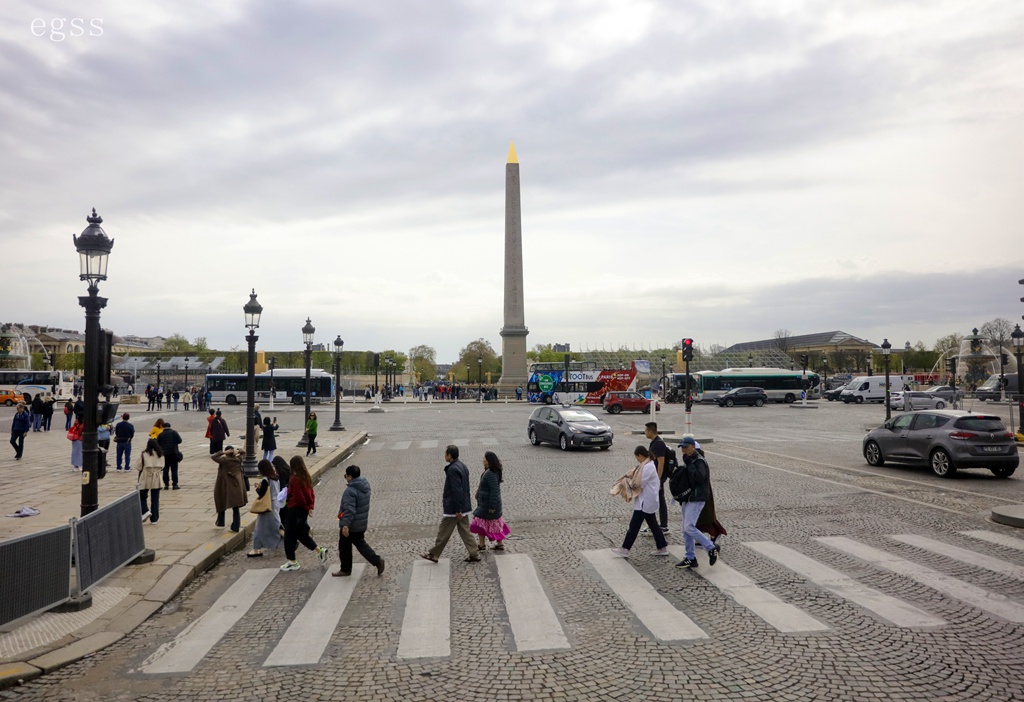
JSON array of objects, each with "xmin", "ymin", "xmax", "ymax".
[
  {"xmin": 338, "ymin": 529, "xmax": 380, "ymax": 573},
  {"xmin": 210, "ymin": 439, "xmax": 223, "ymax": 454},
  {"xmin": 622, "ymin": 509, "xmax": 667, "ymax": 550},
  {"xmin": 10, "ymin": 431, "xmax": 25, "ymax": 458},
  {"xmin": 658, "ymin": 473, "xmax": 671, "ymax": 528},
  {"xmin": 163, "ymin": 455, "xmax": 179, "ymax": 488},
  {"xmin": 306, "ymin": 434, "xmax": 317, "ymax": 455},
  {"xmin": 140, "ymin": 488, "xmax": 160, "ymax": 522},
  {"xmin": 284, "ymin": 508, "xmax": 318, "ymax": 560},
  {"xmin": 216, "ymin": 507, "xmax": 241, "ymax": 531}
]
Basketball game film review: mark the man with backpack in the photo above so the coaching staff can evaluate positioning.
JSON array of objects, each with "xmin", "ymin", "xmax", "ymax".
[
  {"xmin": 642, "ymin": 422, "xmax": 674, "ymax": 534},
  {"xmin": 669, "ymin": 436, "xmax": 719, "ymax": 569}
]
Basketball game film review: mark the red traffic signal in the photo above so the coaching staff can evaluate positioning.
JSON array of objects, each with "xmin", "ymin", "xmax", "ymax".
[{"xmin": 682, "ymin": 338, "xmax": 694, "ymax": 362}]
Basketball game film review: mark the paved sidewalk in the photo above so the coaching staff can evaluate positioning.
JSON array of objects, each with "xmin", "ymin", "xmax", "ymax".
[{"xmin": 0, "ymin": 412, "xmax": 365, "ymax": 687}]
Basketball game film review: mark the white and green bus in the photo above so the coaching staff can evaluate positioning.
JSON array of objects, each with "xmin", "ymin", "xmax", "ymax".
[{"xmin": 668, "ymin": 368, "xmax": 821, "ymax": 404}]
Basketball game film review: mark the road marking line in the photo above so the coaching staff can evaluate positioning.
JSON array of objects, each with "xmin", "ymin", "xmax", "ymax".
[
  {"xmin": 962, "ymin": 530, "xmax": 1024, "ymax": 553},
  {"xmin": 817, "ymin": 536, "xmax": 1024, "ymax": 623},
  {"xmin": 745, "ymin": 541, "xmax": 944, "ymax": 628},
  {"xmin": 495, "ymin": 554, "xmax": 570, "ymax": 651},
  {"xmin": 391, "ymin": 440, "xmax": 411, "ymax": 450},
  {"xmin": 666, "ymin": 546, "xmax": 827, "ymax": 633},
  {"xmin": 581, "ymin": 549, "xmax": 707, "ymax": 641},
  {"xmin": 420, "ymin": 439, "xmax": 439, "ymax": 449},
  {"xmin": 397, "ymin": 559, "xmax": 451, "ymax": 659},
  {"xmin": 263, "ymin": 565, "xmax": 365, "ymax": 667},
  {"xmin": 361, "ymin": 442, "xmax": 384, "ymax": 452},
  {"xmin": 138, "ymin": 569, "xmax": 278, "ymax": 674},
  {"xmin": 890, "ymin": 534, "xmax": 1024, "ymax": 581},
  {"xmin": 480, "ymin": 437, "xmax": 498, "ymax": 445}
]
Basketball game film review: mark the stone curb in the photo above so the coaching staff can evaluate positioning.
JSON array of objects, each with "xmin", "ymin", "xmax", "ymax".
[
  {"xmin": 0, "ymin": 431, "xmax": 367, "ymax": 690},
  {"xmin": 991, "ymin": 504, "xmax": 1024, "ymax": 529}
]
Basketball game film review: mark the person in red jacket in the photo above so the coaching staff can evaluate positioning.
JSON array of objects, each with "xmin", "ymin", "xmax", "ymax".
[{"xmin": 279, "ymin": 456, "xmax": 328, "ymax": 572}]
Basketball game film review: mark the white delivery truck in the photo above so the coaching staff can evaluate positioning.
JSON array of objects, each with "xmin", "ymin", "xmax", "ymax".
[{"xmin": 840, "ymin": 375, "xmax": 913, "ymax": 404}]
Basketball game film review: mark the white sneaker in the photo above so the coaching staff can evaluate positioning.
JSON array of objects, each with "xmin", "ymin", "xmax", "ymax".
[
  {"xmin": 652, "ymin": 547, "xmax": 670, "ymax": 556},
  {"xmin": 280, "ymin": 561, "xmax": 301, "ymax": 572},
  {"xmin": 611, "ymin": 547, "xmax": 630, "ymax": 557},
  {"xmin": 317, "ymin": 546, "xmax": 329, "ymax": 565},
  {"xmin": 141, "ymin": 511, "xmax": 151, "ymax": 523}
]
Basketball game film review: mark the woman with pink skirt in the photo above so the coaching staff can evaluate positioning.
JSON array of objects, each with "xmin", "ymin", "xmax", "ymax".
[{"xmin": 470, "ymin": 451, "xmax": 510, "ymax": 551}]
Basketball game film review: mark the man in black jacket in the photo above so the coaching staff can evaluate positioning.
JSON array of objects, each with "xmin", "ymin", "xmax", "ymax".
[
  {"xmin": 156, "ymin": 421, "xmax": 183, "ymax": 489},
  {"xmin": 334, "ymin": 465, "xmax": 385, "ymax": 578},
  {"xmin": 420, "ymin": 445, "xmax": 480, "ymax": 563},
  {"xmin": 669, "ymin": 436, "xmax": 719, "ymax": 569},
  {"xmin": 114, "ymin": 413, "xmax": 135, "ymax": 472}
]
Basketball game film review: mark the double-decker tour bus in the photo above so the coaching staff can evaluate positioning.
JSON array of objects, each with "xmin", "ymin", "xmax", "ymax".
[
  {"xmin": 0, "ymin": 369, "xmax": 76, "ymax": 402},
  {"xmin": 667, "ymin": 367, "xmax": 821, "ymax": 404},
  {"xmin": 205, "ymin": 369, "xmax": 335, "ymax": 405},
  {"xmin": 527, "ymin": 361, "xmax": 638, "ymax": 405}
]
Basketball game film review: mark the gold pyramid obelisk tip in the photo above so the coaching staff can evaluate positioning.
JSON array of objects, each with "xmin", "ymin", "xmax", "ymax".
[{"xmin": 507, "ymin": 140, "xmax": 518, "ymax": 164}]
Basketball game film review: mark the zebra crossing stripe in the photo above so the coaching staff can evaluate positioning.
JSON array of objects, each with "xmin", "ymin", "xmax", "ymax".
[
  {"xmin": 666, "ymin": 546, "xmax": 828, "ymax": 633},
  {"xmin": 362, "ymin": 442, "xmax": 384, "ymax": 452},
  {"xmin": 745, "ymin": 542, "xmax": 944, "ymax": 628},
  {"xmin": 581, "ymin": 549, "xmax": 708, "ymax": 641},
  {"xmin": 480, "ymin": 438, "xmax": 498, "ymax": 446},
  {"xmin": 391, "ymin": 441, "xmax": 412, "ymax": 450},
  {"xmin": 890, "ymin": 534, "xmax": 1024, "ymax": 582},
  {"xmin": 397, "ymin": 559, "xmax": 451, "ymax": 659},
  {"xmin": 495, "ymin": 554, "xmax": 571, "ymax": 651},
  {"xmin": 263, "ymin": 565, "xmax": 366, "ymax": 667},
  {"xmin": 420, "ymin": 439, "xmax": 439, "ymax": 449},
  {"xmin": 138, "ymin": 569, "xmax": 278, "ymax": 674},
  {"xmin": 816, "ymin": 536, "xmax": 1024, "ymax": 623},
  {"xmin": 962, "ymin": 530, "xmax": 1024, "ymax": 553}
]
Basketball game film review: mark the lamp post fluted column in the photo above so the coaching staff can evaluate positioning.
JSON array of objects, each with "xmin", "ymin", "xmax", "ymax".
[
  {"xmin": 1012, "ymin": 325, "xmax": 1023, "ymax": 433},
  {"xmin": 331, "ymin": 335, "xmax": 345, "ymax": 431},
  {"xmin": 297, "ymin": 318, "xmax": 315, "ymax": 447},
  {"xmin": 242, "ymin": 290, "xmax": 262, "ymax": 476},
  {"xmin": 73, "ymin": 209, "xmax": 113, "ymax": 517},
  {"xmin": 882, "ymin": 339, "xmax": 892, "ymax": 420}
]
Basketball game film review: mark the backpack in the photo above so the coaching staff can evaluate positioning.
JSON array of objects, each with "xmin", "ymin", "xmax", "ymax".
[{"xmin": 663, "ymin": 447, "xmax": 678, "ymax": 480}]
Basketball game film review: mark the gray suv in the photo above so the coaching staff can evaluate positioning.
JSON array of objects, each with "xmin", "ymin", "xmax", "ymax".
[{"xmin": 863, "ymin": 410, "xmax": 1018, "ymax": 478}]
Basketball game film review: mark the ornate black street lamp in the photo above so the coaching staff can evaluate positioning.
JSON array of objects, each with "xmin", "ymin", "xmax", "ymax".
[
  {"xmin": 297, "ymin": 318, "xmax": 314, "ymax": 446},
  {"xmin": 1012, "ymin": 324, "xmax": 1024, "ymax": 432},
  {"xmin": 73, "ymin": 208, "xmax": 113, "ymax": 516},
  {"xmin": 902, "ymin": 341, "xmax": 911, "ymax": 377},
  {"xmin": 183, "ymin": 356, "xmax": 190, "ymax": 389},
  {"xmin": 881, "ymin": 339, "xmax": 892, "ymax": 420},
  {"xmin": 822, "ymin": 356, "xmax": 828, "ymax": 396},
  {"xmin": 748, "ymin": 354, "xmax": 753, "ymax": 368},
  {"xmin": 156, "ymin": 362, "xmax": 161, "ymax": 394},
  {"xmin": 331, "ymin": 335, "xmax": 345, "ymax": 431},
  {"xmin": 242, "ymin": 290, "xmax": 262, "ymax": 475},
  {"xmin": 478, "ymin": 355, "xmax": 483, "ymax": 398},
  {"xmin": 268, "ymin": 354, "xmax": 276, "ymax": 410}
]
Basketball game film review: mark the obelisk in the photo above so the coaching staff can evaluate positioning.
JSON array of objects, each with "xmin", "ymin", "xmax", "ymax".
[{"xmin": 498, "ymin": 140, "xmax": 529, "ymax": 391}]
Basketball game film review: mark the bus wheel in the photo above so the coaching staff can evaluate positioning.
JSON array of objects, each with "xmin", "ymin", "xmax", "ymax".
[
  {"xmin": 225, "ymin": 394, "xmax": 237, "ymax": 405},
  {"xmin": 784, "ymin": 394, "xmax": 795, "ymax": 403},
  {"xmin": 543, "ymin": 395, "xmax": 553, "ymax": 405}
]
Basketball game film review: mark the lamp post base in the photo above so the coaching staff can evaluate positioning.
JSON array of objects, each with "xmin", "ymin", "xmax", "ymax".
[
  {"xmin": 296, "ymin": 433, "xmax": 309, "ymax": 447},
  {"xmin": 329, "ymin": 421, "xmax": 345, "ymax": 431},
  {"xmin": 241, "ymin": 456, "xmax": 261, "ymax": 476}
]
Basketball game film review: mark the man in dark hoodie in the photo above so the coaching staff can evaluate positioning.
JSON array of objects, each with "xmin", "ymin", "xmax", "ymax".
[
  {"xmin": 156, "ymin": 421, "xmax": 183, "ymax": 489},
  {"xmin": 333, "ymin": 465, "xmax": 385, "ymax": 577},
  {"xmin": 420, "ymin": 445, "xmax": 480, "ymax": 563}
]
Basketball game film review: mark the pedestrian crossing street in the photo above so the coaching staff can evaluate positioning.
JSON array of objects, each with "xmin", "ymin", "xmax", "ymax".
[{"xmin": 136, "ymin": 530, "xmax": 1024, "ymax": 674}]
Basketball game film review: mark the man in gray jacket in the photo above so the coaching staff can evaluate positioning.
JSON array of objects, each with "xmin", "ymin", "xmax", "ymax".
[
  {"xmin": 421, "ymin": 445, "xmax": 480, "ymax": 563},
  {"xmin": 334, "ymin": 465, "xmax": 385, "ymax": 577}
]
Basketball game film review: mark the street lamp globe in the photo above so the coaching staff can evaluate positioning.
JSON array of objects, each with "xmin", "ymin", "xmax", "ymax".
[
  {"xmin": 334, "ymin": 335, "xmax": 344, "ymax": 353},
  {"xmin": 73, "ymin": 208, "xmax": 114, "ymax": 285},
  {"xmin": 881, "ymin": 339, "xmax": 891, "ymax": 356},
  {"xmin": 1012, "ymin": 324, "xmax": 1024, "ymax": 349},
  {"xmin": 244, "ymin": 289, "xmax": 263, "ymax": 330},
  {"xmin": 302, "ymin": 317, "xmax": 315, "ymax": 346}
]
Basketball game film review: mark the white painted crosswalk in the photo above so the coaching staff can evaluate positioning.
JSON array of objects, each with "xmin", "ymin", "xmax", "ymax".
[
  {"xmin": 359, "ymin": 438, "xmax": 502, "ymax": 452},
  {"xmin": 136, "ymin": 532, "xmax": 1024, "ymax": 675}
]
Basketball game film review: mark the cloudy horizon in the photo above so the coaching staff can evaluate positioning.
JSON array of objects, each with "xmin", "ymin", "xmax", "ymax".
[{"xmin": 2, "ymin": 1, "xmax": 1022, "ymax": 363}]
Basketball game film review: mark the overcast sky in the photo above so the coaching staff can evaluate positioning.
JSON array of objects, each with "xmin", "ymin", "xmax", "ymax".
[{"xmin": 2, "ymin": 1, "xmax": 1022, "ymax": 363}]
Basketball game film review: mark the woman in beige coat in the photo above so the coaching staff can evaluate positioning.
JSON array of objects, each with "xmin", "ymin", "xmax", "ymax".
[
  {"xmin": 212, "ymin": 446, "xmax": 248, "ymax": 532},
  {"xmin": 137, "ymin": 438, "xmax": 164, "ymax": 523}
]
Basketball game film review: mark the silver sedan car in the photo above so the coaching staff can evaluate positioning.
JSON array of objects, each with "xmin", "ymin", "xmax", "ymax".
[{"xmin": 888, "ymin": 391, "xmax": 948, "ymax": 411}]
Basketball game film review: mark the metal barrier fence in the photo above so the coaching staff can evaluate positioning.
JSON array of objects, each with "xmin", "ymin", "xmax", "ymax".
[
  {"xmin": 0, "ymin": 491, "xmax": 147, "ymax": 629},
  {"xmin": 73, "ymin": 491, "xmax": 146, "ymax": 594},
  {"xmin": 0, "ymin": 524, "xmax": 73, "ymax": 629}
]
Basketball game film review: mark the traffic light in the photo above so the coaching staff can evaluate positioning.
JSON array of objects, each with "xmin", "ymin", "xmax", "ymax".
[
  {"xmin": 373, "ymin": 353, "xmax": 380, "ymax": 368},
  {"xmin": 800, "ymin": 354, "xmax": 808, "ymax": 369},
  {"xmin": 1002, "ymin": 353, "xmax": 1010, "ymax": 366},
  {"xmin": 946, "ymin": 358, "xmax": 956, "ymax": 374},
  {"xmin": 682, "ymin": 338, "xmax": 694, "ymax": 362}
]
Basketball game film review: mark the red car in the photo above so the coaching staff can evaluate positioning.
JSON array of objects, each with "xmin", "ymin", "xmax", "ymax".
[{"xmin": 602, "ymin": 391, "xmax": 661, "ymax": 414}]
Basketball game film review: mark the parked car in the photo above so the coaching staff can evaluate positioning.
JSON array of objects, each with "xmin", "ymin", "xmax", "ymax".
[
  {"xmin": 888, "ymin": 391, "xmax": 948, "ymax": 411},
  {"xmin": 922, "ymin": 385, "xmax": 964, "ymax": 403},
  {"xmin": 529, "ymin": 405, "xmax": 613, "ymax": 450},
  {"xmin": 715, "ymin": 387, "xmax": 768, "ymax": 407},
  {"xmin": 823, "ymin": 387, "xmax": 845, "ymax": 401},
  {"xmin": 862, "ymin": 410, "xmax": 1018, "ymax": 478},
  {"xmin": 602, "ymin": 391, "xmax": 660, "ymax": 414}
]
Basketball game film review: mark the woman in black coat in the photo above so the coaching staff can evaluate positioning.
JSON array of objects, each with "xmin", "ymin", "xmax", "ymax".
[{"xmin": 261, "ymin": 416, "xmax": 279, "ymax": 462}]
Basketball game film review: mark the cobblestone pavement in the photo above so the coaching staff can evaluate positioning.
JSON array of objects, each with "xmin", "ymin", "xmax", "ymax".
[{"xmin": 4, "ymin": 400, "xmax": 1024, "ymax": 701}]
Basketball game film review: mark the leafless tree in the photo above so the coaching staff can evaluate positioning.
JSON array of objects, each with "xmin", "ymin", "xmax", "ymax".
[{"xmin": 773, "ymin": 329, "xmax": 793, "ymax": 354}]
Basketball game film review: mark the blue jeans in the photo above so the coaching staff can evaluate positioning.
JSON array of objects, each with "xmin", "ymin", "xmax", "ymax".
[
  {"xmin": 116, "ymin": 442, "xmax": 131, "ymax": 470},
  {"xmin": 681, "ymin": 501, "xmax": 715, "ymax": 559},
  {"xmin": 32, "ymin": 414, "xmax": 42, "ymax": 431}
]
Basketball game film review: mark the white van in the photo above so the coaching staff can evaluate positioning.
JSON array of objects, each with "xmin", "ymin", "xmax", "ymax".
[{"xmin": 840, "ymin": 375, "xmax": 913, "ymax": 404}]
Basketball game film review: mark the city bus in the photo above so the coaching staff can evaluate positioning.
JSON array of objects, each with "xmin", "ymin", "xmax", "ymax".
[
  {"xmin": 526, "ymin": 362, "xmax": 638, "ymax": 405},
  {"xmin": 0, "ymin": 369, "xmax": 76, "ymax": 402},
  {"xmin": 667, "ymin": 368, "xmax": 821, "ymax": 404},
  {"xmin": 205, "ymin": 369, "xmax": 335, "ymax": 405}
]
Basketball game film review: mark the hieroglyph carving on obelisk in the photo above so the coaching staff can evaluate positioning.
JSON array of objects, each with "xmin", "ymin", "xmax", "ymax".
[{"xmin": 498, "ymin": 140, "xmax": 529, "ymax": 390}]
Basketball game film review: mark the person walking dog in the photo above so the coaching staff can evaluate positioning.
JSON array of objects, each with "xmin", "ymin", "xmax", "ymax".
[
  {"xmin": 420, "ymin": 445, "xmax": 480, "ymax": 563},
  {"xmin": 334, "ymin": 465, "xmax": 385, "ymax": 577}
]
